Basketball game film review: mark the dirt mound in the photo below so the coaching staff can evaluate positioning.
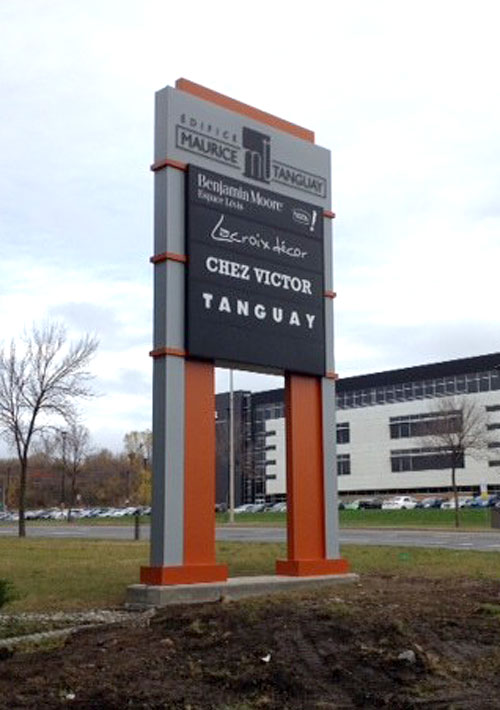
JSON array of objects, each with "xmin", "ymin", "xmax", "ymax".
[{"xmin": 1, "ymin": 574, "xmax": 500, "ymax": 709}]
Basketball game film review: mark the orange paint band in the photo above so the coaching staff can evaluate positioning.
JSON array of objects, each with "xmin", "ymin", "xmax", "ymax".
[
  {"xmin": 150, "ymin": 157, "xmax": 188, "ymax": 172},
  {"xmin": 150, "ymin": 347, "xmax": 187, "ymax": 359},
  {"xmin": 176, "ymin": 78, "xmax": 315, "ymax": 143},
  {"xmin": 150, "ymin": 252, "xmax": 187, "ymax": 265}
]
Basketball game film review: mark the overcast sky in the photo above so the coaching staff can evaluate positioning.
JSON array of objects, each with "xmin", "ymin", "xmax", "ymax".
[{"xmin": 1, "ymin": 1, "xmax": 499, "ymax": 454}]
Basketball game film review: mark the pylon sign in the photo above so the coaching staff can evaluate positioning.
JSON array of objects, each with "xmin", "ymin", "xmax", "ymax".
[{"xmin": 140, "ymin": 79, "xmax": 348, "ymax": 588}]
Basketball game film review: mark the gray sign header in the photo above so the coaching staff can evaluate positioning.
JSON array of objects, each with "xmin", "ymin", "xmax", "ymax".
[{"xmin": 155, "ymin": 86, "xmax": 331, "ymax": 208}]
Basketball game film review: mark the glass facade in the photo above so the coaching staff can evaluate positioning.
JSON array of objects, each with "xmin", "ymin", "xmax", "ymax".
[{"xmin": 337, "ymin": 369, "xmax": 500, "ymax": 410}]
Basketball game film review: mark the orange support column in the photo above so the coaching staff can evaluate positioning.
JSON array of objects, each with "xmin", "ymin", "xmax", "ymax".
[
  {"xmin": 276, "ymin": 373, "xmax": 349, "ymax": 576},
  {"xmin": 183, "ymin": 359, "xmax": 227, "ymax": 582}
]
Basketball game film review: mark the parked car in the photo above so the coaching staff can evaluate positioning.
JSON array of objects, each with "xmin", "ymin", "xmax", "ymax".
[
  {"xmin": 343, "ymin": 499, "xmax": 362, "ymax": 510},
  {"xmin": 415, "ymin": 497, "xmax": 448, "ymax": 509},
  {"xmin": 382, "ymin": 496, "xmax": 418, "ymax": 510},
  {"xmin": 233, "ymin": 504, "xmax": 255, "ymax": 513},
  {"xmin": 441, "ymin": 496, "xmax": 473, "ymax": 509},
  {"xmin": 358, "ymin": 498, "xmax": 383, "ymax": 509},
  {"xmin": 246, "ymin": 503, "xmax": 266, "ymax": 513},
  {"xmin": 267, "ymin": 502, "xmax": 287, "ymax": 512}
]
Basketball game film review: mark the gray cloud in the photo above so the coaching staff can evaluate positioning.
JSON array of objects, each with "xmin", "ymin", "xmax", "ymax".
[
  {"xmin": 97, "ymin": 368, "xmax": 150, "ymax": 398},
  {"xmin": 47, "ymin": 302, "xmax": 149, "ymax": 352},
  {"xmin": 336, "ymin": 319, "xmax": 500, "ymax": 378}
]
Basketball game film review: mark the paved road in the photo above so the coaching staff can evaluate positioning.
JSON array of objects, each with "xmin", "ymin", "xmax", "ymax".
[{"xmin": 2, "ymin": 524, "xmax": 500, "ymax": 552}]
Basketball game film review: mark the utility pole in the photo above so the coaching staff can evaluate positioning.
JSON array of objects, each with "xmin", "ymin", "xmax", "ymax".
[
  {"xmin": 61, "ymin": 431, "xmax": 67, "ymax": 509},
  {"xmin": 229, "ymin": 370, "xmax": 235, "ymax": 524},
  {"xmin": 6, "ymin": 467, "xmax": 10, "ymax": 510}
]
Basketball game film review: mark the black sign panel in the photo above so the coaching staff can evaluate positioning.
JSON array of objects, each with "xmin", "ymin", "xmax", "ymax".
[{"xmin": 186, "ymin": 166, "xmax": 325, "ymax": 375}]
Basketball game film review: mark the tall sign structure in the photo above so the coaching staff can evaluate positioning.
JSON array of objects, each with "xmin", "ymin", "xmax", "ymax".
[{"xmin": 141, "ymin": 79, "xmax": 349, "ymax": 585}]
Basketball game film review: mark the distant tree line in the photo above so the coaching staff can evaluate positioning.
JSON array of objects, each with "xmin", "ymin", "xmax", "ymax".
[{"xmin": 0, "ymin": 441, "xmax": 151, "ymax": 510}]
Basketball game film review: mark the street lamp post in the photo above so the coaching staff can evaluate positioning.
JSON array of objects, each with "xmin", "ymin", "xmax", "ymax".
[
  {"xmin": 228, "ymin": 370, "xmax": 235, "ymax": 524},
  {"xmin": 60, "ymin": 430, "xmax": 67, "ymax": 510}
]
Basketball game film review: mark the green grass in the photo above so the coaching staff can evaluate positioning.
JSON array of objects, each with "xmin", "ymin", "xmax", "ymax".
[
  {"xmin": 1, "ymin": 539, "xmax": 148, "ymax": 612},
  {"xmin": 345, "ymin": 544, "xmax": 500, "ymax": 579},
  {"xmin": 1, "ymin": 537, "xmax": 500, "ymax": 613},
  {"xmin": 220, "ymin": 508, "xmax": 496, "ymax": 530},
  {"xmin": 339, "ymin": 507, "xmax": 495, "ymax": 529}
]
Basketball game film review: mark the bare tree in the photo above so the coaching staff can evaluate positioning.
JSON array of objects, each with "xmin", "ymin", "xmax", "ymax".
[
  {"xmin": 424, "ymin": 396, "xmax": 490, "ymax": 527},
  {"xmin": 64, "ymin": 421, "xmax": 91, "ymax": 521},
  {"xmin": 0, "ymin": 323, "xmax": 98, "ymax": 536},
  {"xmin": 42, "ymin": 421, "xmax": 91, "ymax": 521}
]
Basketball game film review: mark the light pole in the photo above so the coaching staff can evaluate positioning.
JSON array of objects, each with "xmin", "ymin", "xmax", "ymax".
[
  {"xmin": 126, "ymin": 452, "xmax": 135, "ymax": 505},
  {"xmin": 60, "ymin": 430, "xmax": 67, "ymax": 509},
  {"xmin": 229, "ymin": 369, "xmax": 235, "ymax": 524}
]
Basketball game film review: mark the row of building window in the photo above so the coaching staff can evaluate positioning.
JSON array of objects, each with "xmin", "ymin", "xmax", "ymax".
[
  {"xmin": 337, "ymin": 370, "xmax": 500, "ymax": 410},
  {"xmin": 389, "ymin": 411, "xmax": 460, "ymax": 439},
  {"xmin": 390, "ymin": 446, "xmax": 464, "ymax": 472},
  {"xmin": 337, "ymin": 406, "xmax": 500, "ymax": 445},
  {"xmin": 336, "ymin": 447, "xmax": 466, "ymax": 476}
]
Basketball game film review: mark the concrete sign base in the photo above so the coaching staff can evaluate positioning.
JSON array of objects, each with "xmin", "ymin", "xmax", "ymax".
[{"xmin": 127, "ymin": 573, "xmax": 359, "ymax": 610}]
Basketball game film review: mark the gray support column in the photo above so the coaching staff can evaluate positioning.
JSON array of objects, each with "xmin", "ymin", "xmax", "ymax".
[
  {"xmin": 322, "ymin": 215, "xmax": 339, "ymax": 558},
  {"xmin": 322, "ymin": 377, "xmax": 339, "ymax": 558},
  {"xmin": 151, "ymin": 355, "xmax": 185, "ymax": 566},
  {"xmin": 323, "ymin": 216, "xmax": 335, "ymax": 377},
  {"xmin": 150, "ymin": 88, "xmax": 187, "ymax": 567}
]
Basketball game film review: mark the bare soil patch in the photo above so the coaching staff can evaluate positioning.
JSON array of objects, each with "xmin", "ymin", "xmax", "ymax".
[{"xmin": 1, "ymin": 574, "xmax": 500, "ymax": 709}]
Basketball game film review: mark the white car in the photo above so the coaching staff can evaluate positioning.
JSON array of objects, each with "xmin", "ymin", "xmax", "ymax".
[
  {"xmin": 233, "ymin": 504, "xmax": 255, "ymax": 513},
  {"xmin": 441, "ymin": 497, "xmax": 471, "ymax": 509},
  {"xmin": 382, "ymin": 496, "xmax": 418, "ymax": 510}
]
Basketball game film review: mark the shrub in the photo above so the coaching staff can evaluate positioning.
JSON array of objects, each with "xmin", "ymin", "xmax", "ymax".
[{"xmin": 0, "ymin": 579, "xmax": 17, "ymax": 609}]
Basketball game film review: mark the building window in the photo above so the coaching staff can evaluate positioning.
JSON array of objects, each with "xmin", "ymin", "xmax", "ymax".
[
  {"xmin": 489, "ymin": 460, "xmax": 500, "ymax": 468},
  {"xmin": 266, "ymin": 474, "xmax": 277, "ymax": 480},
  {"xmin": 390, "ymin": 411, "xmax": 461, "ymax": 439},
  {"xmin": 488, "ymin": 424, "xmax": 500, "ymax": 431},
  {"xmin": 336, "ymin": 422, "xmax": 350, "ymax": 444},
  {"xmin": 466, "ymin": 374, "xmax": 479, "ymax": 393},
  {"xmin": 265, "ymin": 459, "xmax": 277, "ymax": 466},
  {"xmin": 487, "ymin": 405, "xmax": 500, "ymax": 412},
  {"xmin": 337, "ymin": 454, "xmax": 351, "ymax": 476},
  {"xmin": 391, "ymin": 447, "xmax": 464, "ymax": 472}
]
